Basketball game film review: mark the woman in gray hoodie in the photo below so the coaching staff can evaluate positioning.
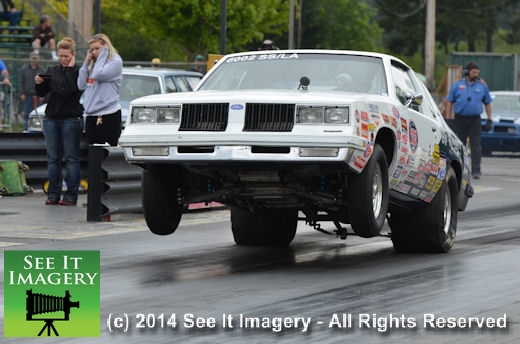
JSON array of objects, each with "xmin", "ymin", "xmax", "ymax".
[{"xmin": 78, "ymin": 33, "xmax": 123, "ymax": 146}]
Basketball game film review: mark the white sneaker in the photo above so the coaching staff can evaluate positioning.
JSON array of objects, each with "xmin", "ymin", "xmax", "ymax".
[{"xmin": 51, "ymin": 51, "xmax": 58, "ymax": 61}]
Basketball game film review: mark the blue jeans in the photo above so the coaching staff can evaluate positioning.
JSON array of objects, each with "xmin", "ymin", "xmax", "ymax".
[
  {"xmin": 0, "ymin": 11, "xmax": 21, "ymax": 28},
  {"xmin": 43, "ymin": 117, "xmax": 84, "ymax": 202}
]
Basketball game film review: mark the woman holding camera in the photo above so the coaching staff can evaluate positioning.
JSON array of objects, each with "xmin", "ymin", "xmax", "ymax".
[{"xmin": 35, "ymin": 37, "xmax": 84, "ymax": 206}]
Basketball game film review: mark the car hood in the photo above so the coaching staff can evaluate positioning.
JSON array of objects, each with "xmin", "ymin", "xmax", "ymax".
[
  {"xmin": 494, "ymin": 113, "xmax": 520, "ymax": 124},
  {"xmin": 482, "ymin": 110, "xmax": 520, "ymax": 123},
  {"xmin": 130, "ymin": 89, "xmax": 386, "ymax": 107}
]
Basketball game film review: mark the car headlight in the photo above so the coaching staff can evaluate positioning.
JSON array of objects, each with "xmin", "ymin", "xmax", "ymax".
[
  {"xmin": 324, "ymin": 107, "xmax": 349, "ymax": 124},
  {"xmin": 131, "ymin": 107, "xmax": 156, "ymax": 123},
  {"xmin": 297, "ymin": 105, "xmax": 349, "ymax": 124},
  {"xmin": 157, "ymin": 107, "xmax": 181, "ymax": 123},
  {"xmin": 297, "ymin": 106, "xmax": 324, "ymax": 123}
]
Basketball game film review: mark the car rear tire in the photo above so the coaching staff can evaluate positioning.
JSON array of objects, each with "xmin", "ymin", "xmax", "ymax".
[
  {"xmin": 347, "ymin": 144, "xmax": 389, "ymax": 238},
  {"xmin": 389, "ymin": 167, "xmax": 458, "ymax": 253},
  {"xmin": 231, "ymin": 207, "xmax": 298, "ymax": 246},
  {"xmin": 142, "ymin": 166, "xmax": 183, "ymax": 235}
]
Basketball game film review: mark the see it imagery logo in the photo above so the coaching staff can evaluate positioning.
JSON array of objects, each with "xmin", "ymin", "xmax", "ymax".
[{"xmin": 3, "ymin": 250, "xmax": 100, "ymax": 337}]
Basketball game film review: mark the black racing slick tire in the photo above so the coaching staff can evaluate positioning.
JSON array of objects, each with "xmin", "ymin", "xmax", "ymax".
[
  {"xmin": 142, "ymin": 167, "xmax": 183, "ymax": 235},
  {"xmin": 231, "ymin": 208, "xmax": 298, "ymax": 246},
  {"xmin": 347, "ymin": 144, "xmax": 389, "ymax": 238},
  {"xmin": 389, "ymin": 167, "xmax": 458, "ymax": 253}
]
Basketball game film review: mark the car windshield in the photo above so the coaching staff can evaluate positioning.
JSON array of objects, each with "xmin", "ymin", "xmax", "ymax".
[
  {"xmin": 490, "ymin": 94, "xmax": 520, "ymax": 118},
  {"xmin": 198, "ymin": 53, "xmax": 388, "ymax": 95},
  {"xmin": 185, "ymin": 76, "xmax": 202, "ymax": 90},
  {"xmin": 120, "ymin": 75, "xmax": 161, "ymax": 101}
]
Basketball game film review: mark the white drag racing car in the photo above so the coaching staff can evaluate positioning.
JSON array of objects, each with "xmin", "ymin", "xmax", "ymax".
[{"xmin": 120, "ymin": 50, "xmax": 474, "ymax": 253}]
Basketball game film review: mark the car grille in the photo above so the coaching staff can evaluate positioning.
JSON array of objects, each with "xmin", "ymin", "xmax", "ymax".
[
  {"xmin": 243, "ymin": 103, "xmax": 295, "ymax": 131},
  {"xmin": 179, "ymin": 103, "xmax": 228, "ymax": 131}
]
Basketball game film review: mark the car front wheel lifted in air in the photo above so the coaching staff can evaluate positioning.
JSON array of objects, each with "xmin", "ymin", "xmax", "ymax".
[{"xmin": 142, "ymin": 166, "xmax": 183, "ymax": 235}]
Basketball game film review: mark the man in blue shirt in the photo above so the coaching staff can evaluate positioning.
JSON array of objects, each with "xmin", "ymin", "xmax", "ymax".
[{"xmin": 445, "ymin": 62, "xmax": 492, "ymax": 179}]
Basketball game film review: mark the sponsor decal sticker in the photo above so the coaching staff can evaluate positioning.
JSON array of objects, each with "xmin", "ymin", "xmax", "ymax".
[
  {"xmin": 368, "ymin": 103, "xmax": 379, "ymax": 114},
  {"xmin": 401, "ymin": 133, "xmax": 408, "ymax": 146},
  {"xmin": 390, "ymin": 116, "xmax": 396, "ymax": 128},
  {"xmin": 392, "ymin": 165, "xmax": 404, "ymax": 179},
  {"xmin": 363, "ymin": 141, "xmax": 373, "ymax": 158},
  {"xmin": 410, "ymin": 187, "xmax": 421, "ymax": 196},
  {"xmin": 432, "ymin": 179, "xmax": 443, "ymax": 193},
  {"xmin": 400, "ymin": 118, "xmax": 408, "ymax": 133},
  {"xmin": 392, "ymin": 106, "xmax": 400, "ymax": 119},
  {"xmin": 226, "ymin": 53, "xmax": 299, "ymax": 63},
  {"xmin": 409, "ymin": 120, "xmax": 418, "ymax": 152},
  {"xmin": 400, "ymin": 184, "xmax": 411, "ymax": 193},
  {"xmin": 353, "ymin": 155, "xmax": 367, "ymax": 170},
  {"xmin": 425, "ymin": 176, "xmax": 436, "ymax": 190},
  {"xmin": 361, "ymin": 123, "xmax": 369, "ymax": 138}
]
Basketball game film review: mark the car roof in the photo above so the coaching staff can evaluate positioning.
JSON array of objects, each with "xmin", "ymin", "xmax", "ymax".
[
  {"xmin": 219, "ymin": 49, "xmax": 410, "ymax": 67},
  {"xmin": 122, "ymin": 67, "xmax": 203, "ymax": 78}
]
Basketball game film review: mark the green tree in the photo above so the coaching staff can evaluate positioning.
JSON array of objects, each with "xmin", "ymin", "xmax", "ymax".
[
  {"xmin": 373, "ymin": 0, "xmax": 426, "ymax": 56},
  {"xmin": 375, "ymin": 0, "xmax": 518, "ymax": 55},
  {"xmin": 499, "ymin": 1, "xmax": 520, "ymax": 46},
  {"xmin": 300, "ymin": 0, "xmax": 383, "ymax": 51},
  {"xmin": 101, "ymin": 0, "xmax": 290, "ymax": 62}
]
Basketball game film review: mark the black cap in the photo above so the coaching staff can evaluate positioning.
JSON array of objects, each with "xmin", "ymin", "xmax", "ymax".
[{"xmin": 466, "ymin": 61, "xmax": 479, "ymax": 71}]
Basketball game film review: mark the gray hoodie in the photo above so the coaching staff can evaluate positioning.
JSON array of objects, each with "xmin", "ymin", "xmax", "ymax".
[{"xmin": 78, "ymin": 47, "xmax": 123, "ymax": 116}]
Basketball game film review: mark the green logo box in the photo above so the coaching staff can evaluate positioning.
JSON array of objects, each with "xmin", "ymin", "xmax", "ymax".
[{"xmin": 3, "ymin": 250, "xmax": 100, "ymax": 337}]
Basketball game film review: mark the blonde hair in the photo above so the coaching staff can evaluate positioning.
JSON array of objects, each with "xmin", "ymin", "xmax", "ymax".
[
  {"xmin": 57, "ymin": 37, "xmax": 76, "ymax": 53},
  {"xmin": 88, "ymin": 33, "xmax": 118, "ymax": 62}
]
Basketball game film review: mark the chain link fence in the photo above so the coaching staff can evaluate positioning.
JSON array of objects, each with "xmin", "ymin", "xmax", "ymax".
[{"xmin": 0, "ymin": 85, "xmax": 14, "ymax": 131}]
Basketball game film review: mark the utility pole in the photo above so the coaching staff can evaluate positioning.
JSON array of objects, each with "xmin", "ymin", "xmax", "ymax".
[
  {"xmin": 289, "ymin": 0, "xmax": 295, "ymax": 49},
  {"xmin": 68, "ymin": 0, "xmax": 94, "ymax": 38},
  {"xmin": 94, "ymin": 0, "xmax": 101, "ymax": 33},
  {"xmin": 424, "ymin": 0, "xmax": 436, "ymax": 89},
  {"xmin": 220, "ymin": 0, "xmax": 226, "ymax": 54},
  {"xmin": 297, "ymin": 0, "xmax": 302, "ymax": 48}
]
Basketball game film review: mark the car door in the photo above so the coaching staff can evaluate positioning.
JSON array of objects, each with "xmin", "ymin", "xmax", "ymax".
[{"xmin": 389, "ymin": 61, "xmax": 443, "ymax": 202}]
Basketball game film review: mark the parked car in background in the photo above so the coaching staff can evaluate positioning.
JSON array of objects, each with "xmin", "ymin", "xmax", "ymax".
[
  {"xmin": 27, "ymin": 67, "xmax": 203, "ymax": 132},
  {"xmin": 120, "ymin": 49, "xmax": 474, "ymax": 253},
  {"xmin": 480, "ymin": 90, "xmax": 520, "ymax": 155}
]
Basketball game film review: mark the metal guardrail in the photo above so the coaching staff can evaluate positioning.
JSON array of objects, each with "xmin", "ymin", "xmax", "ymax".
[
  {"xmin": 0, "ymin": 132, "xmax": 88, "ymax": 185},
  {"xmin": 0, "ymin": 133, "xmax": 143, "ymax": 221}
]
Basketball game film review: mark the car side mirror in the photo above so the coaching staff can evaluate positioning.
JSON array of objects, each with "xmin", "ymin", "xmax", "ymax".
[{"xmin": 405, "ymin": 92, "xmax": 423, "ymax": 108}]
